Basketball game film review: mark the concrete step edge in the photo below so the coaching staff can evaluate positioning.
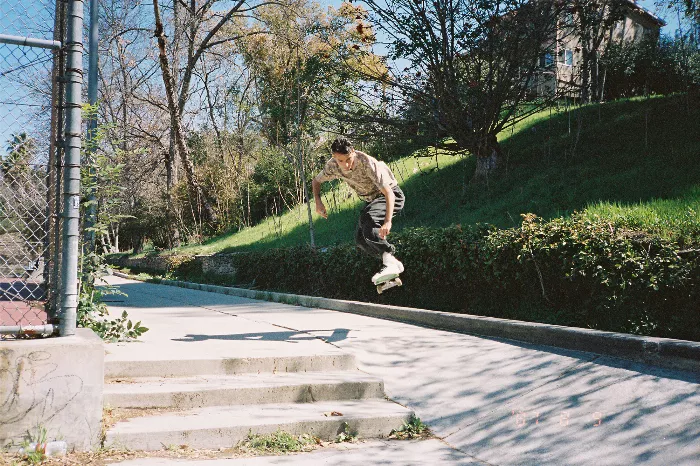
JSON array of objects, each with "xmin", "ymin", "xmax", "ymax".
[
  {"xmin": 104, "ymin": 372, "xmax": 386, "ymax": 409},
  {"xmin": 105, "ymin": 371, "xmax": 383, "ymax": 387},
  {"xmin": 105, "ymin": 400, "xmax": 413, "ymax": 451},
  {"xmin": 105, "ymin": 353, "xmax": 358, "ymax": 378}
]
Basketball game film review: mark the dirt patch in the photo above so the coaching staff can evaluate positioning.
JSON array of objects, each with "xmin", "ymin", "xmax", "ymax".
[
  {"xmin": 102, "ymin": 406, "xmax": 182, "ymax": 431},
  {"xmin": 0, "ymin": 438, "xmax": 391, "ymax": 465}
]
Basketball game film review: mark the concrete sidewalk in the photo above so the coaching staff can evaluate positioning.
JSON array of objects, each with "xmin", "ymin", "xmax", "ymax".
[{"xmin": 105, "ymin": 276, "xmax": 700, "ymax": 465}]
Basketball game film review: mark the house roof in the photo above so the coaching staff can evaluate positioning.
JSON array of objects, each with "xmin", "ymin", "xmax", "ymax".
[{"xmin": 622, "ymin": 0, "xmax": 666, "ymax": 27}]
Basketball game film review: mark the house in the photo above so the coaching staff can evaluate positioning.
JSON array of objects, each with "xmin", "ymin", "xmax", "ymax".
[{"xmin": 531, "ymin": 0, "xmax": 665, "ymax": 98}]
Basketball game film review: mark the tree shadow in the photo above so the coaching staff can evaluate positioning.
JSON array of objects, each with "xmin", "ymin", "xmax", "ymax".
[{"xmin": 330, "ymin": 320, "xmax": 700, "ymax": 465}]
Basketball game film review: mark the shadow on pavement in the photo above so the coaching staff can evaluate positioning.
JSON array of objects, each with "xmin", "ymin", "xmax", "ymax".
[{"xmin": 172, "ymin": 328, "xmax": 350, "ymax": 344}]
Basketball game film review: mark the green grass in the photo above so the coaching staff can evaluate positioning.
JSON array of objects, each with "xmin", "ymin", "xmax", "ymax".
[
  {"xmin": 172, "ymin": 94, "xmax": 700, "ymax": 254},
  {"xmin": 583, "ymin": 187, "xmax": 700, "ymax": 240}
]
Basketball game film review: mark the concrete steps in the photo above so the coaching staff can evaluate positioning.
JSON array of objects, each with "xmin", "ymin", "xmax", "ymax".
[
  {"xmin": 104, "ymin": 372, "xmax": 386, "ymax": 409},
  {"xmin": 105, "ymin": 399, "xmax": 412, "ymax": 451},
  {"xmin": 103, "ymin": 354, "xmax": 413, "ymax": 451}
]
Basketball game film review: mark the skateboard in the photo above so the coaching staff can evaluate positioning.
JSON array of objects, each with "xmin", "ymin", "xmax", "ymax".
[{"xmin": 376, "ymin": 277, "xmax": 402, "ymax": 294}]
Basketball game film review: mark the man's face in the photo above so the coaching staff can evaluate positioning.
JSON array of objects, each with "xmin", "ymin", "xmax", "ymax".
[{"xmin": 332, "ymin": 150, "xmax": 355, "ymax": 171}]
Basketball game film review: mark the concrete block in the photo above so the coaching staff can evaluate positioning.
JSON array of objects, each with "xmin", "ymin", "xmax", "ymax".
[{"xmin": 0, "ymin": 329, "xmax": 104, "ymax": 451}]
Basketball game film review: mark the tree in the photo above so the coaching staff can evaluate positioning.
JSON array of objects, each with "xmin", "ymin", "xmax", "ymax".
[
  {"xmin": 2, "ymin": 133, "xmax": 36, "ymax": 188},
  {"xmin": 98, "ymin": 0, "xmax": 273, "ymax": 246},
  {"xmin": 152, "ymin": 0, "xmax": 226, "ymax": 225},
  {"xmin": 238, "ymin": 0, "xmax": 378, "ymax": 243},
  {"xmin": 344, "ymin": 0, "xmax": 561, "ymax": 182},
  {"xmin": 151, "ymin": 0, "xmax": 277, "ymax": 228},
  {"xmin": 98, "ymin": 0, "xmax": 179, "ymax": 247}
]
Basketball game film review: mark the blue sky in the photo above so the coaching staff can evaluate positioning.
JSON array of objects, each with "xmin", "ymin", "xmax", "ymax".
[
  {"xmin": 0, "ymin": 2, "xmax": 56, "ymax": 158},
  {"xmin": 637, "ymin": 0, "xmax": 682, "ymax": 34}
]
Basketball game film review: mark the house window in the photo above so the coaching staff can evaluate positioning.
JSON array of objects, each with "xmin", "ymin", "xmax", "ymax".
[
  {"xmin": 557, "ymin": 49, "xmax": 574, "ymax": 66},
  {"xmin": 539, "ymin": 52, "xmax": 553, "ymax": 68},
  {"xmin": 564, "ymin": 12, "xmax": 574, "ymax": 26}
]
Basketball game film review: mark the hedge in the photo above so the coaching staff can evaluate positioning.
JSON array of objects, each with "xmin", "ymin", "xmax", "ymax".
[{"xmin": 137, "ymin": 213, "xmax": 700, "ymax": 342}]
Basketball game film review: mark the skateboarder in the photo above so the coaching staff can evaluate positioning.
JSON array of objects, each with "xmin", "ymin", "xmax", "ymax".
[{"xmin": 312, "ymin": 137, "xmax": 405, "ymax": 289}]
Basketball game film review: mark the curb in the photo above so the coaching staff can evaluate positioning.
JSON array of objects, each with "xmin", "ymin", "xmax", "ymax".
[{"xmin": 111, "ymin": 271, "xmax": 700, "ymax": 373}]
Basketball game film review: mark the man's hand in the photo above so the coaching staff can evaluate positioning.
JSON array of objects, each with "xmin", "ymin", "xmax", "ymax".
[
  {"xmin": 379, "ymin": 186, "xmax": 395, "ymax": 239},
  {"xmin": 316, "ymin": 202, "xmax": 328, "ymax": 219},
  {"xmin": 379, "ymin": 220, "xmax": 392, "ymax": 239}
]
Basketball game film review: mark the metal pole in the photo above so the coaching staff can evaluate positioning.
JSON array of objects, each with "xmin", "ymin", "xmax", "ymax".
[
  {"xmin": 0, "ymin": 33, "xmax": 62, "ymax": 50},
  {"xmin": 84, "ymin": 0, "xmax": 99, "ymax": 250},
  {"xmin": 59, "ymin": 0, "xmax": 84, "ymax": 337},
  {"xmin": 0, "ymin": 325, "xmax": 55, "ymax": 336}
]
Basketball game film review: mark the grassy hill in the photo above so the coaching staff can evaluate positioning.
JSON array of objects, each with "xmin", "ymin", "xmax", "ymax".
[{"xmin": 170, "ymin": 94, "xmax": 700, "ymax": 255}]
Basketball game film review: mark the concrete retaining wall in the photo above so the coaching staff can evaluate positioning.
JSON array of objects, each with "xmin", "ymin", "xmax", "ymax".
[{"xmin": 0, "ymin": 329, "xmax": 104, "ymax": 451}]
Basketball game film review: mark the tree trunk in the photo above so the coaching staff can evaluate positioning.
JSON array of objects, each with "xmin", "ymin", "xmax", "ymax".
[
  {"xmin": 153, "ymin": 0, "xmax": 218, "ymax": 226},
  {"xmin": 163, "ymin": 146, "xmax": 181, "ymax": 248},
  {"xmin": 471, "ymin": 134, "xmax": 503, "ymax": 183},
  {"xmin": 133, "ymin": 235, "xmax": 144, "ymax": 254},
  {"xmin": 591, "ymin": 50, "xmax": 600, "ymax": 102},
  {"xmin": 580, "ymin": 49, "xmax": 591, "ymax": 103}
]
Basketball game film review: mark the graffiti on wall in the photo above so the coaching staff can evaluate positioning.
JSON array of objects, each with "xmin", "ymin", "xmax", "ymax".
[{"xmin": 0, "ymin": 349, "xmax": 83, "ymax": 426}]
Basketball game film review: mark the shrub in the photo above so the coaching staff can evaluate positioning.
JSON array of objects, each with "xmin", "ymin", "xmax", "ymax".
[{"xmin": 227, "ymin": 213, "xmax": 700, "ymax": 341}]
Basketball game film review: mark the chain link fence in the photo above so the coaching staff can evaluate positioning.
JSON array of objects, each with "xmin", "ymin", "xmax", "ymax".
[{"xmin": 0, "ymin": 0, "xmax": 66, "ymax": 338}]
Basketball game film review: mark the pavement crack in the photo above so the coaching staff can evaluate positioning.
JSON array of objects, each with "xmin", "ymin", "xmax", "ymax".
[{"xmin": 433, "ymin": 435, "xmax": 499, "ymax": 465}]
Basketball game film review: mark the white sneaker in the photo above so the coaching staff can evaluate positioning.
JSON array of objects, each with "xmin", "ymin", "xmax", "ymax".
[
  {"xmin": 382, "ymin": 252, "xmax": 404, "ymax": 273},
  {"xmin": 372, "ymin": 264, "xmax": 401, "ymax": 285},
  {"xmin": 372, "ymin": 253, "xmax": 404, "ymax": 284}
]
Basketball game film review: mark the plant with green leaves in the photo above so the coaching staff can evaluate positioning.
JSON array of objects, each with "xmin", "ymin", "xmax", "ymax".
[
  {"xmin": 77, "ymin": 247, "xmax": 149, "ymax": 342},
  {"xmin": 390, "ymin": 414, "xmax": 429, "ymax": 440},
  {"xmin": 335, "ymin": 421, "xmax": 358, "ymax": 443},
  {"xmin": 18, "ymin": 425, "xmax": 48, "ymax": 464},
  {"xmin": 78, "ymin": 105, "xmax": 148, "ymax": 342}
]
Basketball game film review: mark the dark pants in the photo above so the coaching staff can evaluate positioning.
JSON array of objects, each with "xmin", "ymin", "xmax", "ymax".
[{"xmin": 355, "ymin": 186, "xmax": 405, "ymax": 257}]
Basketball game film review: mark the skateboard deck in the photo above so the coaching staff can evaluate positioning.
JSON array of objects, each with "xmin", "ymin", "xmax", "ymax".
[{"xmin": 376, "ymin": 277, "xmax": 402, "ymax": 294}]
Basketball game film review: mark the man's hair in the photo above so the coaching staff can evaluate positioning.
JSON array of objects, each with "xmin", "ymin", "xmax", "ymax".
[{"xmin": 331, "ymin": 137, "xmax": 353, "ymax": 155}]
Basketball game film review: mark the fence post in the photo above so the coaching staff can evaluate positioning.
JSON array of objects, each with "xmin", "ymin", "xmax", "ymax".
[
  {"xmin": 84, "ymin": 0, "xmax": 99, "ymax": 250},
  {"xmin": 59, "ymin": 0, "xmax": 84, "ymax": 336}
]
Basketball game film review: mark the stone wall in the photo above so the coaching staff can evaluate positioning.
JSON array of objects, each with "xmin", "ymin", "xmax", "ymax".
[
  {"xmin": 197, "ymin": 254, "xmax": 236, "ymax": 277},
  {"xmin": 111, "ymin": 254, "xmax": 173, "ymax": 273},
  {"xmin": 112, "ymin": 253, "xmax": 238, "ymax": 279}
]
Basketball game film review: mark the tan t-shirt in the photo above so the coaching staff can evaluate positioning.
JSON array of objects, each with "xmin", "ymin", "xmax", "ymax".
[{"xmin": 314, "ymin": 151, "xmax": 398, "ymax": 201}]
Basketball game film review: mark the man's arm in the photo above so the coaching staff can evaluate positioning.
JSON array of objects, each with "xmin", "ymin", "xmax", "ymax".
[
  {"xmin": 378, "ymin": 186, "xmax": 395, "ymax": 239},
  {"xmin": 312, "ymin": 177, "xmax": 328, "ymax": 219}
]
